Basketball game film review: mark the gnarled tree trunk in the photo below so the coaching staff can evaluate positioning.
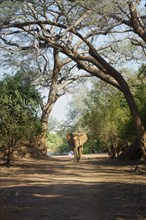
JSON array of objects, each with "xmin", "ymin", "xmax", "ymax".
[
  {"xmin": 35, "ymin": 49, "xmax": 61, "ymax": 154},
  {"xmin": 120, "ymin": 79, "xmax": 146, "ymax": 163},
  {"xmin": 118, "ymin": 140, "xmax": 142, "ymax": 161}
]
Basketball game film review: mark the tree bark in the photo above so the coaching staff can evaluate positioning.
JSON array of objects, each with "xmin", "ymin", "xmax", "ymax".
[
  {"xmin": 119, "ymin": 140, "xmax": 142, "ymax": 161},
  {"xmin": 118, "ymin": 78, "xmax": 146, "ymax": 163},
  {"xmin": 37, "ymin": 49, "xmax": 62, "ymax": 154}
]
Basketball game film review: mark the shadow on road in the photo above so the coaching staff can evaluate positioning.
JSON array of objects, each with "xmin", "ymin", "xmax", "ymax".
[{"xmin": 0, "ymin": 155, "xmax": 146, "ymax": 220}]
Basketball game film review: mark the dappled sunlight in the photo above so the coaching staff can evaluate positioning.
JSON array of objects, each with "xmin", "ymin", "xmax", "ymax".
[
  {"xmin": 0, "ymin": 154, "xmax": 146, "ymax": 220},
  {"xmin": 1, "ymin": 182, "xmax": 145, "ymax": 220},
  {"xmin": 32, "ymin": 194, "xmax": 64, "ymax": 198}
]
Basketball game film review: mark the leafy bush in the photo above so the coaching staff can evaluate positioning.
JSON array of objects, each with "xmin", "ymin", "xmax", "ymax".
[
  {"xmin": 0, "ymin": 72, "xmax": 42, "ymax": 165},
  {"xmin": 47, "ymin": 133, "xmax": 70, "ymax": 154}
]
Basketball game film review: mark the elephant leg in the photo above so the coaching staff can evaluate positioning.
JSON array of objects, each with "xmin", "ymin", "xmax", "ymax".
[
  {"xmin": 73, "ymin": 147, "xmax": 78, "ymax": 162},
  {"xmin": 78, "ymin": 146, "xmax": 83, "ymax": 161}
]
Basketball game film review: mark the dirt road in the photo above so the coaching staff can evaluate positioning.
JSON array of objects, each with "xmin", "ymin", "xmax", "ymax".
[{"xmin": 0, "ymin": 154, "xmax": 146, "ymax": 220}]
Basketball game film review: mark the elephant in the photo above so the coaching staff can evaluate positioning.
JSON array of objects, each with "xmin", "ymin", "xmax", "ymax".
[
  {"xmin": 66, "ymin": 133, "xmax": 88, "ymax": 162},
  {"xmin": 108, "ymin": 140, "xmax": 128, "ymax": 158}
]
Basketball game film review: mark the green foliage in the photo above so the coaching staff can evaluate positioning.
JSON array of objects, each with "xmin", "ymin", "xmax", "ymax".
[
  {"xmin": 65, "ymin": 68, "xmax": 146, "ymax": 152},
  {"xmin": 0, "ymin": 71, "xmax": 43, "ymax": 163},
  {"xmin": 83, "ymin": 82, "xmax": 130, "ymax": 151},
  {"xmin": 119, "ymin": 72, "xmax": 146, "ymax": 142},
  {"xmin": 0, "ymin": 0, "xmax": 23, "ymax": 24},
  {"xmin": 47, "ymin": 133, "xmax": 70, "ymax": 154}
]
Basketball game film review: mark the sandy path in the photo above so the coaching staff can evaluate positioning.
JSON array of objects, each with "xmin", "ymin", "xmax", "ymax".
[{"xmin": 0, "ymin": 154, "xmax": 146, "ymax": 220}]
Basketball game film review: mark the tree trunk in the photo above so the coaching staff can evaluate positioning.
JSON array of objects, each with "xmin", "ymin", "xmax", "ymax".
[
  {"xmin": 3, "ymin": 146, "xmax": 12, "ymax": 167},
  {"xmin": 112, "ymin": 76, "xmax": 146, "ymax": 162},
  {"xmin": 36, "ymin": 49, "xmax": 62, "ymax": 154},
  {"xmin": 119, "ymin": 79, "xmax": 146, "ymax": 163},
  {"xmin": 32, "ymin": 133, "xmax": 47, "ymax": 154},
  {"xmin": 118, "ymin": 140, "xmax": 142, "ymax": 160}
]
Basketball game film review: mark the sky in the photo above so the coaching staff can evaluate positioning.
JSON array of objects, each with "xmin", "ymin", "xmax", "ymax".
[{"xmin": 49, "ymin": 94, "xmax": 71, "ymax": 122}]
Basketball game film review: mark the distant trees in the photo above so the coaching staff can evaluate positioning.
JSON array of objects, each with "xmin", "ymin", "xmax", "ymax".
[
  {"xmin": 47, "ymin": 133, "xmax": 70, "ymax": 154},
  {"xmin": 65, "ymin": 80, "xmax": 128, "ymax": 153},
  {"xmin": 0, "ymin": 72, "xmax": 42, "ymax": 165}
]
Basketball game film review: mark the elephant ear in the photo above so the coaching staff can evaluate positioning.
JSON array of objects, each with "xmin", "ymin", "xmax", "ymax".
[{"xmin": 79, "ymin": 133, "xmax": 88, "ymax": 145}]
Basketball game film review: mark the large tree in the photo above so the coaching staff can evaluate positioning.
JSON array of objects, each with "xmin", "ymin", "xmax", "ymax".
[
  {"xmin": 37, "ymin": 48, "xmax": 91, "ymax": 153},
  {"xmin": 0, "ymin": 1, "xmax": 91, "ymax": 153},
  {"xmin": 0, "ymin": 0, "xmax": 146, "ymax": 160}
]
